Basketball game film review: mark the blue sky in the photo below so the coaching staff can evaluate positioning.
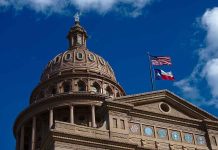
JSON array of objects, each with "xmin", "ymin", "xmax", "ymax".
[{"xmin": 1, "ymin": 0, "xmax": 218, "ymax": 149}]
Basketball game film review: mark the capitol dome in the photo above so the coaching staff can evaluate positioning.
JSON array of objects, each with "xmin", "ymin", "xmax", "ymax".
[
  {"xmin": 30, "ymin": 18, "xmax": 125, "ymax": 104},
  {"xmin": 41, "ymin": 47, "xmax": 116, "ymax": 82}
]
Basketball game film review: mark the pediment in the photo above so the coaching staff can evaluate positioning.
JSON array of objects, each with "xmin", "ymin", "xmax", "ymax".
[
  {"xmin": 135, "ymin": 101, "xmax": 194, "ymax": 120},
  {"xmin": 114, "ymin": 90, "xmax": 218, "ymax": 121}
]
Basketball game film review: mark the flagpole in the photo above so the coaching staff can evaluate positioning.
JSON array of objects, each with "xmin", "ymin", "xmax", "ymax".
[{"xmin": 147, "ymin": 52, "xmax": 155, "ymax": 91}]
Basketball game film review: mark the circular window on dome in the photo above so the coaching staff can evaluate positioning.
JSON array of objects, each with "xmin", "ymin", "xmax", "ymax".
[
  {"xmin": 54, "ymin": 56, "xmax": 61, "ymax": 64},
  {"xmin": 99, "ymin": 57, "xmax": 105, "ymax": 65},
  {"xmin": 65, "ymin": 53, "xmax": 72, "ymax": 61},
  {"xmin": 76, "ymin": 52, "xmax": 84, "ymax": 60},
  {"xmin": 88, "ymin": 54, "xmax": 95, "ymax": 62},
  {"xmin": 159, "ymin": 102, "xmax": 171, "ymax": 113},
  {"xmin": 47, "ymin": 61, "xmax": 52, "ymax": 67}
]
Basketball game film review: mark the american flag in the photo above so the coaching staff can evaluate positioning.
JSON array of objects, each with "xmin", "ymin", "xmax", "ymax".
[{"xmin": 150, "ymin": 56, "xmax": 172, "ymax": 66}]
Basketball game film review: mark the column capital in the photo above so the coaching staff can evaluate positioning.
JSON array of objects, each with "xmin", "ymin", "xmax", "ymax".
[
  {"xmin": 48, "ymin": 106, "xmax": 53, "ymax": 110},
  {"xmin": 69, "ymin": 104, "xmax": 75, "ymax": 107}
]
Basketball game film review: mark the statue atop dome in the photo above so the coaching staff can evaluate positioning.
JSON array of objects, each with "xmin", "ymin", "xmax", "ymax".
[{"xmin": 74, "ymin": 12, "xmax": 80, "ymax": 23}]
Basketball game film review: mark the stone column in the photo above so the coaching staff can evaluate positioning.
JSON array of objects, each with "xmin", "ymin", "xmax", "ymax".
[
  {"xmin": 49, "ymin": 108, "xmax": 53, "ymax": 128},
  {"xmin": 19, "ymin": 126, "xmax": 25, "ymax": 150},
  {"xmin": 31, "ymin": 116, "xmax": 36, "ymax": 150},
  {"xmin": 70, "ymin": 105, "xmax": 74, "ymax": 124},
  {"xmin": 87, "ymin": 79, "xmax": 90, "ymax": 92},
  {"xmin": 71, "ymin": 80, "xmax": 75, "ymax": 92},
  {"xmin": 58, "ymin": 82, "xmax": 62, "ymax": 93},
  {"xmin": 91, "ymin": 105, "xmax": 96, "ymax": 127}
]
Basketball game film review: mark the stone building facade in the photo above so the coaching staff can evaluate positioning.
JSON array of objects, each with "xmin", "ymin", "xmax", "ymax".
[{"xmin": 14, "ymin": 18, "xmax": 218, "ymax": 150}]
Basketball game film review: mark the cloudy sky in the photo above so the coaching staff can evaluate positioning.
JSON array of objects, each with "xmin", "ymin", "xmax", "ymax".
[{"xmin": 0, "ymin": 0, "xmax": 218, "ymax": 149}]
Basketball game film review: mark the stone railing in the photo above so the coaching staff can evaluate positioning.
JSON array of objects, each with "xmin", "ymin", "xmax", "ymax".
[{"xmin": 53, "ymin": 121, "xmax": 110, "ymax": 140}]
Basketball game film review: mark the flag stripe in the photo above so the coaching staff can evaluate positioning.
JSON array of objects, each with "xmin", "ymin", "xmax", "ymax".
[{"xmin": 150, "ymin": 56, "xmax": 172, "ymax": 66}]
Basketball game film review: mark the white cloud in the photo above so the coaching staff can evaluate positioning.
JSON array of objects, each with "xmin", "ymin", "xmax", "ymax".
[
  {"xmin": 0, "ymin": 0, "xmax": 9, "ymax": 6},
  {"xmin": 174, "ymin": 79, "xmax": 201, "ymax": 100},
  {"xmin": 72, "ymin": 0, "xmax": 117, "ymax": 13},
  {"xmin": 175, "ymin": 7, "xmax": 218, "ymax": 108},
  {"xmin": 200, "ymin": 7, "xmax": 218, "ymax": 60},
  {"xmin": 0, "ymin": 0, "xmax": 153, "ymax": 17},
  {"xmin": 202, "ymin": 59, "xmax": 218, "ymax": 98}
]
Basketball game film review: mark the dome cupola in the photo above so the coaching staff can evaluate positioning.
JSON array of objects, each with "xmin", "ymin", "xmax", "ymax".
[{"xmin": 67, "ymin": 13, "xmax": 88, "ymax": 49}]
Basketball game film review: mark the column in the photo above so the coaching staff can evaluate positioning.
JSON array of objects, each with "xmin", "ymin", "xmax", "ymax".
[
  {"xmin": 31, "ymin": 116, "xmax": 36, "ymax": 150},
  {"xmin": 87, "ymin": 79, "xmax": 90, "ymax": 91},
  {"xmin": 71, "ymin": 80, "xmax": 75, "ymax": 92},
  {"xmin": 91, "ymin": 105, "xmax": 96, "ymax": 127},
  {"xmin": 58, "ymin": 82, "xmax": 62, "ymax": 93},
  {"xmin": 49, "ymin": 108, "xmax": 53, "ymax": 128},
  {"xmin": 70, "ymin": 105, "xmax": 74, "ymax": 124},
  {"xmin": 19, "ymin": 126, "xmax": 24, "ymax": 150}
]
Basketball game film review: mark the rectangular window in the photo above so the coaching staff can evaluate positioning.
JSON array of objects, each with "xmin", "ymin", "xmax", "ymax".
[
  {"xmin": 77, "ymin": 35, "xmax": 82, "ymax": 45},
  {"xmin": 113, "ymin": 118, "xmax": 117, "ymax": 128},
  {"xmin": 129, "ymin": 123, "xmax": 141, "ymax": 135},
  {"xmin": 143, "ymin": 125, "xmax": 154, "ymax": 137},
  {"xmin": 71, "ymin": 37, "xmax": 74, "ymax": 46},
  {"xmin": 120, "ymin": 119, "xmax": 125, "ymax": 129}
]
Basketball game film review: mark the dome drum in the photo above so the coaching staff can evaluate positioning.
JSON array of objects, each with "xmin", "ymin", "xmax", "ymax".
[{"xmin": 30, "ymin": 75, "xmax": 125, "ymax": 104}]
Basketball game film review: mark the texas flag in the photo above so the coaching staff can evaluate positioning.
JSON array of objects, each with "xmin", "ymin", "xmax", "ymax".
[{"xmin": 154, "ymin": 69, "xmax": 175, "ymax": 80}]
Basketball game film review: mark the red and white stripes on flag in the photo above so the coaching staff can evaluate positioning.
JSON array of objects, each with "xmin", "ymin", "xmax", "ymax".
[{"xmin": 150, "ymin": 56, "xmax": 172, "ymax": 66}]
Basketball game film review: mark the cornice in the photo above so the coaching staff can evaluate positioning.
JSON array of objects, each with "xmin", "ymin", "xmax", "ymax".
[
  {"xmin": 104, "ymin": 99, "xmax": 134, "ymax": 114},
  {"xmin": 203, "ymin": 119, "xmax": 218, "ymax": 130},
  {"xmin": 112, "ymin": 90, "xmax": 166, "ymax": 103},
  {"xmin": 165, "ymin": 91, "xmax": 218, "ymax": 120}
]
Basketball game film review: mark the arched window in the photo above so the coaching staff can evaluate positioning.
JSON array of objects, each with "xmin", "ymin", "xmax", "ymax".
[
  {"xmin": 116, "ymin": 92, "xmax": 120, "ymax": 97},
  {"xmin": 54, "ymin": 56, "xmax": 60, "ymax": 64},
  {"xmin": 78, "ymin": 80, "xmax": 86, "ymax": 92},
  {"xmin": 51, "ymin": 86, "xmax": 57, "ymax": 95},
  {"xmin": 91, "ymin": 82, "xmax": 101, "ymax": 93},
  {"xmin": 63, "ymin": 82, "xmax": 71, "ymax": 93},
  {"xmin": 39, "ymin": 90, "xmax": 45, "ymax": 99},
  {"xmin": 106, "ymin": 86, "xmax": 113, "ymax": 97},
  {"xmin": 115, "ymin": 89, "xmax": 120, "ymax": 97},
  {"xmin": 65, "ymin": 53, "xmax": 71, "ymax": 61}
]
